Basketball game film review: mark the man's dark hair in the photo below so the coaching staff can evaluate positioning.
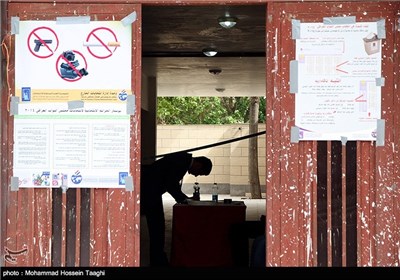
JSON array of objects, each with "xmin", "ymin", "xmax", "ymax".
[{"xmin": 195, "ymin": 156, "xmax": 212, "ymax": 175}]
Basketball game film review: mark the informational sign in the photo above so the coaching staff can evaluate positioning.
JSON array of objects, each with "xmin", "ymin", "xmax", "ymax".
[
  {"xmin": 294, "ymin": 21, "xmax": 382, "ymax": 141},
  {"xmin": 14, "ymin": 20, "xmax": 132, "ymax": 188}
]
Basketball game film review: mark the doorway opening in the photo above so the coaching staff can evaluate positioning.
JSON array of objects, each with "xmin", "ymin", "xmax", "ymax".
[{"xmin": 140, "ymin": 4, "xmax": 267, "ymax": 267}]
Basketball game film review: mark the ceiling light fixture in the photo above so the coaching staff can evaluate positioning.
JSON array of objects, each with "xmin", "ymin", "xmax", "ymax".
[
  {"xmin": 209, "ymin": 68, "xmax": 222, "ymax": 75},
  {"xmin": 218, "ymin": 12, "xmax": 238, "ymax": 29},
  {"xmin": 202, "ymin": 48, "xmax": 218, "ymax": 57}
]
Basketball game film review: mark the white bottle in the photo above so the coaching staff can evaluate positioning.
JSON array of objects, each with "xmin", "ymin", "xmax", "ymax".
[{"xmin": 212, "ymin": 183, "xmax": 218, "ymax": 202}]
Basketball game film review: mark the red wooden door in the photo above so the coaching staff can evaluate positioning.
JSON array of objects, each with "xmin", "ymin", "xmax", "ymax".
[
  {"xmin": 2, "ymin": 3, "xmax": 141, "ymax": 267},
  {"xmin": 266, "ymin": 1, "xmax": 399, "ymax": 267}
]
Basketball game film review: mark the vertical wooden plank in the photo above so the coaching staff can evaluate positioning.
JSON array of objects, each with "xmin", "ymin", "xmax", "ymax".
[
  {"xmin": 327, "ymin": 141, "xmax": 332, "ymax": 267},
  {"xmin": 108, "ymin": 190, "xmax": 127, "ymax": 266},
  {"xmin": 15, "ymin": 189, "xmax": 34, "ymax": 266},
  {"xmin": 66, "ymin": 188, "xmax": 76, "ymax": 267},
  {"xmin": 279, "ymin": 10, "xmax": 299, "ymax": 264},
  {"xmin": 393, "ymin": 3, "xmax": 400, "ymax": 266},
  {"xmin": 298, "ymin": 143, "xmax": 306, "ymax": 266},
  {"xmin": 27, "ymin": 189, "xmax": 35, "ymax": 266},
  {"xmin": 298, "ymin": 141, "xmax": 317, "ymax": 266},
  {"xmin": 90, "ymin": 189, "xmax": 96, "ymax": 266},
  {"xmin": 52, "ymin": 188, "xmax": 62, "ymax": 266},
  {"xmin": 368, "ymin": 143, "xmax": 377, "ymax": 266},
  {"xmin": 3, "ymin": 29, "xmax": 20, "ymax": 267},
  {"xmin": 15, "ymin": 190, "xmax": 26, "ymax": 266},
  {"xmin": 125, "ymin": 190, "xmax": 139, "ymax": 267},
  {"xmin": 128, "ymin": 4, "xmax": 142, "ymax": 267},
  {"xmin": 356, "ymin": 142, "xmax": 362, "ymax": 266},
  {"xmin": 75, "ymin": 188, "xmax": 81, "ymax": 267},
  {"xmin": 80, "ymin": 188, "xmax": 90, "ymax": 266},
  {"xmin": 91, "ymin": 188, "xmax": 108, "ymax": 266},
  {"xmin": 357, "ymin": 142, "xmax": 367, "ymax": 266},
  {"xmin": 1, "ymin": 24, "xmax": 14, "ymax": 266},
  {"xmin": 33, "ymin": 189, "xmax": 52, "ymax": 266},
  {"xmin": 0, "ymin": 0, "xmax": 7, "ymax": 267},
  {"xmin": 311, "ymin": 141, "xmax": 318, "ymax": 266},
  {"xmin": 357, "ymin": 141, "xmax": 377, "ymax": 266},
  {"xmin": 346, "ymin": 142, "xmax": 357, "ymax": 266},
  {"xmin": 61, "ymin": 192, "xmax": 67, "ymax": 266},
  {"xmin": 374, "ymin": 7, "xmax": 395, "ymax": 266},
  {"xmin": 266, "ymin": 1, "xmax": 281, "ymax": 267},
  {"xmin": 342, "ymin": 142, "xmax": 347, "ymax": 266},
  {"xmin": 16, "ymin": 191, "xmax": 25, "ymax": 265},
  {"xmin": 317, "ymin": 141, "xmax": 327, "ymax": 267},
  {"xmin": 4, "ymin": 191, "xmax": 18, "ymax": 267},
  {"xmin": 395, "ymin": 184, "xmax": 400, "ymax": 266},
  {"xmin": 331, "ymin": 141, "xmax": 342, "ymax": 267}
]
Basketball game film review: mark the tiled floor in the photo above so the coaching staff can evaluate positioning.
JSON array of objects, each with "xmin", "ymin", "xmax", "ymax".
[{"xmin": 141, "ymin": 193, "xmax": 266, "ymax": 266}]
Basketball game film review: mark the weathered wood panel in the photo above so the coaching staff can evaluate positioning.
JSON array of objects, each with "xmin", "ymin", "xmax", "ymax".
[
  {"xmin": 3, "ymin": 3, "xmax": 141, "ymax": 267},
  {"xmin": 393, "ymin": 17, "xmax": 400, "ymax": 267},
  {"xmin": 266, "ymin": 1, "xmax": 400, "ymax": 266}
]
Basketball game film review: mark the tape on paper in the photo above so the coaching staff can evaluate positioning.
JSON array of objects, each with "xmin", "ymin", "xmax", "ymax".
[
  {"xmin": 56, "ymin": 16, "xmax": 90, "ymax": 24},
  {"xmin": 323, "ymin": 16, "xmax": 356, "ymax": 25},
  {"xmin": 61, "ymin": 185, "xmax": 68, "ymax": 193},
  {"xmin": 341, "ymin": 136, "xmax": 348, "ymax": 146},
  {"xmin": 292, "ymin": 19, "xmax": 301, "ymax": 39},
  {"xmin": 11, "ymin": 17, "xmax": 19, "ymax": 35},
  {"xmin": 376, "ymin": 119, "xmax": 385, "ymax": 147},
  {"xmin": 126, "ymin": 95, "xmax": 136, "ymax": 115},
  {"xmin": 11, "ymin": 177, "xmax": 19, "ymax": 191},
  {"xmin": 377, "ymin": 19, "xmax": 386, "ymax": 39},
  {"xmin": 10, "ymin": 96, "xmax": 19, "ymax": 116},
  {"xmin": 121, "ymin": 11, "xmax": 137, "ymax": 26},
  {"xmin": 290, "ymin": 60, "xmax": 299, "ymax": 94},
  {"xmin": 68, "ymin": 100, "xmax": 84, "ymax": 110},
  {"xmin": 290, "ymin": 126, "xmax": 300, "ymax": 143},
  {"xmin": 376, "ymin": 77, "xmax": 385, "ymax": 87},
  {"xmin": 125, "ymin": 176, "xmax": 134, "ymax": 192}
]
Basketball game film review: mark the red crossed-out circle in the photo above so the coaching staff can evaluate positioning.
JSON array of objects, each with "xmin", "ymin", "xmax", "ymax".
[
  {"xmin": 27, "ymin": 26, "xmax": 59, "ymax": 59},
  {"xmin": 55, "ymin": 50, "xmax": 88, "ymax": 82},
  {"xmin": 85, "ymin": 27, "xmax": 119, "ymax": 59}
]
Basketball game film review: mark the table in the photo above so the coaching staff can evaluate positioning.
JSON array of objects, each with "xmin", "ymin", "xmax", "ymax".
[{"xmin": 170, "ymin": 200, "xmax": 247, "ymax": 267}]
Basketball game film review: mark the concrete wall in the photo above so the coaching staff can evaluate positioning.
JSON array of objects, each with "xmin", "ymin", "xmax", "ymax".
[{"xmin": 157, "ymin": 124, "xmax": 266, "ymax": 196}]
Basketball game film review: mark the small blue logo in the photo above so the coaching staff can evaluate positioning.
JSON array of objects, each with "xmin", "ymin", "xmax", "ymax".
[
  {"xmin": 22, "ymin": 87, "xmax": 31, "ymax": 101},
  {"xmin": 118, "ymin": 90, "xmax": 128, "ymax": 101},
  {"xmin": 119, "ymin": 172, "xmax": 128, "ymax": 185},
  {"xmin": 71, "ymin": 171, "xmax": 82, "ymax": 185}
]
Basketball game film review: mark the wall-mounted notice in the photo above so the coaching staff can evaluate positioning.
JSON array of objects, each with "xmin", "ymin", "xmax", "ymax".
[
  {"xmin": 294, "ymin": 21, "xmax": 382, "ymax": 141},
  {"xmin": 13, "ymin": 20, "xmax": 132, "ymax": 188}
]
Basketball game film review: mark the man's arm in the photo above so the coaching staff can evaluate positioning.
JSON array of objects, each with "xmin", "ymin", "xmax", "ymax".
[{"xmin": 167, "ymin": 180, "xmax": 189, "ymax": 203}]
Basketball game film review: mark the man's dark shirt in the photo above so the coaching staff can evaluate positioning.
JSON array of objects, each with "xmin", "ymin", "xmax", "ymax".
[{"xmin": 141, "ymin": 152, "xmax": 192, "ymax": 213}]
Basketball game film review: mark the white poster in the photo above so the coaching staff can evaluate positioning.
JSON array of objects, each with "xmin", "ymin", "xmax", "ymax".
[
  {"xmin": 294, "ymin": 21, "xmax": 382, "ymax": 141},
  {"xmin": 13, "ymin": 20, "xmax": 133, "ymax": 188}
]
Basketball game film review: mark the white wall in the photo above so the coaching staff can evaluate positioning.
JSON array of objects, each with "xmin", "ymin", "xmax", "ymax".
[{"xmin": 157, "ymin": 124, "xmax": 266, "ymax": 195}]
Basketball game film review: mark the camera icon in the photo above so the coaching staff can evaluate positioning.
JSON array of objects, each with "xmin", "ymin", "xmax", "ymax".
[{"xmin": 60, "ymin": 50, "xmax": 88, "ymax": 79}]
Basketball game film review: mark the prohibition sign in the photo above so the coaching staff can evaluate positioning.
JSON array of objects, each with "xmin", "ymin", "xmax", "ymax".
[
  {"xmin": 85, "ymin": 27, "xmax": 119, "ymax": 59},
  {"xmin": 27, "ymin": 26, "xmax": 59, "ymax": 59},
  {"xmin": 55, "ymin": 50, "xmax": 88, "ymax": 82}
]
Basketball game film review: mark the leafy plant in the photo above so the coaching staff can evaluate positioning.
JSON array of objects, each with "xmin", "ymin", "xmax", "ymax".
[{"xmin": 157, "ymin": 97, "xmax": 265, "ymax": 124}]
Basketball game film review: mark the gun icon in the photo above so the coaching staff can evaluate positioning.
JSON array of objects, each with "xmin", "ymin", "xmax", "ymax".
[{"xmin": 34, "ymin": 39, "xmax": 52, "ymax": 52}]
